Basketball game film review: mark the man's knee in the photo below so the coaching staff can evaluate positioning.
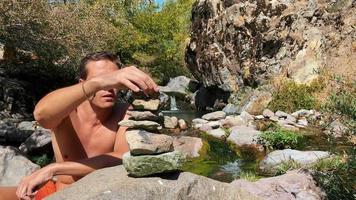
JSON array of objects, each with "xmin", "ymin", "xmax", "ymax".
[{"xmin": 0, "ymin": 186, "xmax": 18, "ymax": 200}]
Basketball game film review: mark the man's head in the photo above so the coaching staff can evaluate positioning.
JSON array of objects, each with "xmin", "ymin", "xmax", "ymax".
[{"xmin": 79, "ymin": 51, "xmax": 123, "ymax": 109}]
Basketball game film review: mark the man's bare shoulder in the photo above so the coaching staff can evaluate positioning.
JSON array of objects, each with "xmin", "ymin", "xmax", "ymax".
[{"xmin": 111, "ymin": 102, "xmax": 131, "ymax": 123}]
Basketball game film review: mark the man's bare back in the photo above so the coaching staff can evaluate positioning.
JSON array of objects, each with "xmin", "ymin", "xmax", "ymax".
[{"xmin": 0, "ymin": 52, "xmax": 159, "ymax": 200}]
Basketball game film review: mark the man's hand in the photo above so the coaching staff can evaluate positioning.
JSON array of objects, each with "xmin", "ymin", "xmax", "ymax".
[
  {"xmin": 90, "ymin": 65, "xmax": 159, "ymax": 95},
  {"xmin": 16, "ymin": 165, "xmax": 55, "ymax": 200}
]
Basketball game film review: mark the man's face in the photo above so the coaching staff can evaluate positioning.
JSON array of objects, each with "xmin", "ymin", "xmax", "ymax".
[{"xmin": 83, "ymin": 59, "xmax": 119, "ymax": 109}]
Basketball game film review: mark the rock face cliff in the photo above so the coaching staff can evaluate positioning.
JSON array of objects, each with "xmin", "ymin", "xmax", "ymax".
[{"xmin": 186, "ymin": 0, "xmax": 355, "ymax": 92}]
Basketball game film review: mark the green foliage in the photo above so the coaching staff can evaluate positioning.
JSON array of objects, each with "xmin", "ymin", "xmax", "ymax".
[
  {"xmin": 29, "ymin": 154, "xmax": 54, "ymax": 167},
  {"xmin": 324, "ymin": 79, "xmax": 356, "ymax": 121},
  {"xmin": 274, "ymin": 160, "xmax": 302, "ymax": 175},
  {"xmin": 258, "ymin": 128, "xmax": 304, "ymax": 150},
  {"xmin": 268, "ymin": 79, "xmax": 323, "ymax": 113},
  {"xmin": 239, "ymin": 171, "xmax": 261, "ymax": 182}
]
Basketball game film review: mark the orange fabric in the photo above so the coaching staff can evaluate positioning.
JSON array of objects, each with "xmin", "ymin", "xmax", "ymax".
[{"xmin": 35, "ymin": 180, "xmax": 56, "ymax": 200}]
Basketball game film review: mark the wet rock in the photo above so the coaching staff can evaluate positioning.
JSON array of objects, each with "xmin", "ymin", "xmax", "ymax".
[
  {"xmin": 173, "ymin": 136, "xmax": 203, "ymax": 158},
  {"xmin": 132, "ymin": 99, "xmax": 160, "ymax": 111},
  {"xmin": 118, "ymin": 120, "xmax": 161, "ymax": 131},
  {"xmin": 127, "ymin": 111, "xmax": 159, "ymax": 121},
  {"xmin": 259, "ymin": 149, "xmax": 331, "ymax": 174},
  {"xmin": 262, "ymin": 109, "xmax": 274, "ymax": 119},
  {"xmin": 231, "ymin": 170, "xmax": 325, "ymax": 200},
  {"xmin": 178, "ymin": 119, "xmax": 187, "ymax": 130},
  {"xmin": 164, "ymin": 116, "xmax": 178, "ymax": 129},
  {"xmin": 123, "ymin": 151, "xmax": 186, "ymax": 177},
  {"xmin": 202, "ymin": 111, "xmax": 226, "ymax": 121},
  {"xmin": 125, "ymin": 130, "xmax": 173, "ymax": 155},
  {"xmin": 0, "ymin": 145, "xmax": 40, "ymax": 186},
  {"xmin": 206, "ymin": 128, "xmax": 227, "ymax": 139},
  {"xmin": 19, "ymin": 128, "xmax": 52, "ymax": 154},
  {"xmin": 222, "ymin": 103, "xmax": 239, "ymax": 115},
  {"xmin": 239, "ymin": 91, "xmax": 272, "ymax": 115}
]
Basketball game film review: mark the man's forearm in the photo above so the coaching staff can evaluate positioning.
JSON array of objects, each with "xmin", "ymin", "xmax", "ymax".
[
  {"xmin": 50, "ymin": 152, "xmax": 123, "ymax": 177},
  {"xmin": 34, "ymin": 79, "xmax": 100, "ymax": 129}
]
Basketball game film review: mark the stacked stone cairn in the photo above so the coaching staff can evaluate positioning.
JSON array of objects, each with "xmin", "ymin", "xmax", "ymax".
[{"xmin": 119, "ymin": 96, "xmax": 188, "ymax": 177}]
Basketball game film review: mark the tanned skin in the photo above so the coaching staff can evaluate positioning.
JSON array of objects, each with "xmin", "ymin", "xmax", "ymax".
[{"xmin": 0, "ymin": 60, "xmax": 158, "ymax": 200}]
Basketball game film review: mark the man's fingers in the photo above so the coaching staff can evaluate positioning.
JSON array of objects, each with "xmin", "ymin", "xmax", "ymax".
[{"xmin": 121, "ymin": 79, "xmax": 140, "ymax": 92}]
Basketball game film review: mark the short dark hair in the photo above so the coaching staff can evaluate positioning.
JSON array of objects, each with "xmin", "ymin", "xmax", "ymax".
[{"xmin": 78, "ymin": 51, "xmax": 123, "ymax": 80}]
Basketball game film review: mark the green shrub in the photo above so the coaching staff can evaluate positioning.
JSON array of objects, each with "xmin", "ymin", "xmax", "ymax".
[
  {"xmin": 29, "ymin": 154, "xmax": 54, "ymax": 167},
  {"xmin": 268, "ymin": 80, "xmax": 323, "ymax": 113},
  {"xmin": 257, "ymin": 128, "xmax": 304, "ymax": 150}
]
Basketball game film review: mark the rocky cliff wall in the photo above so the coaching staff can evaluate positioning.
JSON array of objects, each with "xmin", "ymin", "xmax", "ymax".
[{"xmin": 186, "ymin": 0, "xmax": 355, "ymax": 92}]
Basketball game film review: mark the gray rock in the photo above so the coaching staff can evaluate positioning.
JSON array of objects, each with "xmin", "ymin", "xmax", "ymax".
[
  {"xmin": 127, "ymin": 111, "xmax": 159, "ymax": 121},
  {"xmin": 231, "ymin": 170, "xmax": 325, "ymax": 200},
  {"xmin": 221, "ymin": 115, "xmax": 246, "ymax": 128},
  {"xmin": 123, "ymin": 151, "xmax": 186, "ymax": 177},
  {"xmin": 132, "ymin": 99, "xmax": 160, "ymax": 111},
  {"xmin": 291, "ymin": 109, "xmax": 314, "ymax": 118},
  {"xmin": 118, "ymin": 120, "xmax": 161, "ymax": 131},
  {"xmin": 159, "ymin": 76, "xmax": 195, "ymax": 98},
  {"xmin": 47, "ymin": 165, "xmax": 257, "ymax": 200},
  {"xmin": 275, "ymin": 111, "xmax": 289, "ymax": 118},
  {"xmin": 0, "ymin": 121, "xmax": 32, "ymax": 144},
  {"xmin": 0, "ymin": 146, "xmax": 40, "ymax": 186},
  {"xmin": 227, "ymin": 126, "xmax": 264, "ymax": 158},
  {"xmin": 17, "ymin": 121, "xmax": 36, "ymax": 132},
  {"xmin": 192, "ymin": 118, "xmax": 208, "ymax": 125},
  {"xmin": 222, "ymin": 103, "xmax": 239, "ymax": 115},
  {"xmin": 178, "ymin": 119, "xmax": 187, "ymax": 130},
  {"xmin": 199, "ymin": 124, "xmax": 213, "ymax": 131},
  {"xmin": 173, "ymin": 136, "xmax": 203, "ymax": 158},
  {"xmin": 324, "ymin": 119, "xmax": 348, "ymax": 138},
  {"xmin": 239, "ymin": 91, "xmax": 272, "ymax": 115},
  {"xmin": 125, "ymin": 130, "xmax": 173, "ymax": 155},
  {"xmin": 297, "ymin": 118, "xmax": 308, "ymax": 127},
  {"xmin": 262, "ymin": 109, "xmax": 274, "ymax": 118},
  {"xmin": 202, "ymin": 111, "xmax": 226, "ymax": 121},
  {"xmin": 259, "ymin": 149, "xmax": 331, "ymax": 173},
  {"xmin": 164, "ymin": 116, "xmax": 178, "ymax": 129},
  {"xmin": 206, "ymin": 128, "xmax": 227, "ymax": 139},
  {"xmin": 19, "ymin": 128, "xmax": 52, "ymax": 154}
]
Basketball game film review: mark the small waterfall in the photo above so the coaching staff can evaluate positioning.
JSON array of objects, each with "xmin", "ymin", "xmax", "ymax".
[{"xmin": 170, "ymin": 95, "xmax": 178, "ymax": 111}]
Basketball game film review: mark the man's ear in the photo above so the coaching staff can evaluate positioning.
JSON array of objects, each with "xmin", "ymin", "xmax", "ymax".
[{"xmin": 79, "ymin": 78, "xmax": 84, "ymax": 83}]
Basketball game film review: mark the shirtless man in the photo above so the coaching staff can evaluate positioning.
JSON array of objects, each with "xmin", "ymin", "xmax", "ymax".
[{"xmin": 0, "ymin": 51, "xmax": 159, "ymax": 200}]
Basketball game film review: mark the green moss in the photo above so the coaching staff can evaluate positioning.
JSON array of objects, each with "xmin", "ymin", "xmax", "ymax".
[{"xmin": 268, "ymin": 79, "xmax": 323, "ymax": 113}]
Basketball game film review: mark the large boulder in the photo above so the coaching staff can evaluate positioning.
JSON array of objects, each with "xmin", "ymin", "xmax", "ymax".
[
  {"xmin": 231, "ymin": 169, "xmax": 325, "ymax": 200},
  {"xmin": 259, "ymin": 149, "xmax": 331, "ymax": 174},
  {"xmin": 159, "ymin": 76, "xmax": 199, "ymax": 99},
  {"xmin": 19, "ymin": 128, "xmax": 52, "ymax": 154},
  {"xmin": 0, "ymin": 121, "xmax": 33, "ymax": 144},
  {"xmin": 173, "ymin": 136, "xmax": 203, "ymax": 158},
  {"xmin": 186, "ymin": 0, "xmax": 355, "ymax": 91},
  {"xmin": 238, "ymin": 90, "xmax": 272, "ymax": 115},
  {"xmin": 0, "ymin": 146, "xmax": 40, "ymax": 186},
  {"xmin": 47, "ymin": 166, "xmax": 324, "ymax": 200}
]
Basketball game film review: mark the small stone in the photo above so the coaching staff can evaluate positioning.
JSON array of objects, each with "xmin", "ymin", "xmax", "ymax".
[
  {"xmin": 239, "ymin": 111, "xmax": 254, "ymax": 123},
  {"xmin": 255, "ymin": 115, "xmax": 264, "ymax": 120},
  {"xmin": 127, "ymin": 111, "xmax": 159, "ymax": 121},
  {"xmin": 199, "ymin": 124, "xmax": 213, "ymax": 131},
  {"xmin": 206, "ymin": 120, "xmax": 221, "ymax": 129},
  {"xmin": 297, "ymin": 118, "xmax": 308, "ymax": 127},
  {"xmin": 118, "ymin": 120, "xmax": 161, "ymax": 131},
  {"xmin": 125, "ymin": 130, "xmax": 173, "ymax": 155},
  {"xmin": 275, "ymin": 110, "xmax": 289, "ymax": 118},
  {"xmin": 132, "ymin": 99, "xmax": 160, "ymax": 111},
  {"xmin": 206, "ymin": 128, "xmax": 227, "ymax": 139},
  {"xmin": 324, "ymin": 119, "xmax": 348, "ymax": 138},
  {"xmin": 192, "ymin": 118, "xmax": 208, "ymax": 125},
  {"xmin": 291, "ymin": 109, "xmax": 313, "ymax": 118},
  {"xmin": 123, "ymin": 151, "xmax": 186, "ymax": 177},
  {"xmin": 262, "ymin": 109, "xmax": 274, "ymax": 118},
  {"xmin": 202, "ymin": 111, "xmax": 226, "ymax": 121},
  {"xmin": 173, "ymin": 136, "xmax": 203, "ymax": 158},
  {"xmin": 270, "ymin": 116, "xmax": 279, "ymax": 122},
  {"xmin": 164, "ymin": 116, "xmax": 178, "ymax": 129},
  {"xmin": 221, "ymin": 115, "xmax": 246, "ymax": 128},
  {"xmin": 178, "ymin": 119, "xmax": 187, "ymax": 130},
  {"xmin": 222, "ymin": 103, "xmax": 239, "ymax": 115}
]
